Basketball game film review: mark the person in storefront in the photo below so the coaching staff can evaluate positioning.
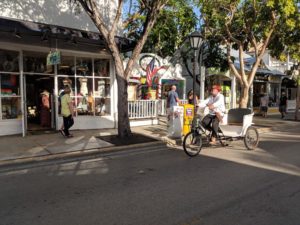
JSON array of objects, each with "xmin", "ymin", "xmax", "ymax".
[
  {"xmin": 60, "ymin": 86, "xmax": 75, "ymax": 138},
  {"xmin": 198, "ymin": 85, "xmax": 225, "ymax": 145},
  {"xmin": 166, "ymin": 85, "xmax": 180, "ymax": 119},
  {"xmin": 40, "ymin": 90, "xmax": 51, "ymax": 127},
  {"xmin": 279, "ymin": 92, "xmax": 288, "ymax": 119},
  {"xmin": 260, "ymin": 93, "xmax": 269, "ymax": 118}
]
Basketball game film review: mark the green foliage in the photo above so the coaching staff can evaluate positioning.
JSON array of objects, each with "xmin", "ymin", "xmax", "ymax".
[
  {"xmin": 268, "ymin": 2, "xmax": 300, "ymax": 62},
  {"xmin": 199, "ymin": 0, "xmax": 299, "ymax": 53},
  {"xmin": 125, "ymin": 0, "xmax": 197, "ymax": 57}
]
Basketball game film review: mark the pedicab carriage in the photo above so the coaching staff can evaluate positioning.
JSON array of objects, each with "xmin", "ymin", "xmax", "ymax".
[{"xmin": 183, "ymin": 108, "xmax": 260, "ymax": 157}]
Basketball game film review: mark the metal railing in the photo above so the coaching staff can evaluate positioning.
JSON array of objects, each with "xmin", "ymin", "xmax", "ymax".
[
  {"xmin": 128, "ymin": 99, "xmax": 188, "ymax": 119},
  {"xmin": 128, "ymin": 100, "xmax": 157, "ymax": 119}
]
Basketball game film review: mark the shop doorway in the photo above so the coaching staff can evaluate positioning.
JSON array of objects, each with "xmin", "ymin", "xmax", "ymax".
[{"xmin": 25, "ymin": 75, "xmax": 55, "ymax": 132}]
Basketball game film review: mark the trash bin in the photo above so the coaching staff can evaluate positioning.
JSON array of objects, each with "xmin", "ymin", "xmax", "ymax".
[
  {"xmin": 167, "ymin": 105, "xmax": 184, "ymax": 138},
  {"xmin": 182, "ymin": 104, "xmax": 194, "ymax": 136}
]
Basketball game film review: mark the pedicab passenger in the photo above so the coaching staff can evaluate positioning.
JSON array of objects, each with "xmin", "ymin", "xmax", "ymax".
[{"xmin": 198, "ymin": 85, "xmax": 226, "ymax": 145}]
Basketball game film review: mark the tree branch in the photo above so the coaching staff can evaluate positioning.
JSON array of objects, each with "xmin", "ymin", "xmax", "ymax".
[
  {"xmin": 226, "ymin": 43, "xmax": 243, "ymax": 85},
  {"xmin": 124, "ymin": 0, "xmax": 168, "ymax": 79},
  {"xmin": 248, "ymin": 11, "xmax": 277, "ymax": 85},
  {"xmin": 224, "ymin": 4, "xmax": 242, "ymax": 45},
  {"xmin": 110, "ymin": 0, "xmax": 123, "ymax": 36},
  {"xmin": 239, "ymin": 44, "xmax": 248, "ymax": 86}
]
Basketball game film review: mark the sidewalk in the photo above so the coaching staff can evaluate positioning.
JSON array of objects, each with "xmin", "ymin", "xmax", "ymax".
[
  {"xmin": 0, "ymin": 113, "xmax": 298, "ymax": 168},
  {"xmin": 0, "ymin": 126, "xmax": 167, "ymax": 168}
]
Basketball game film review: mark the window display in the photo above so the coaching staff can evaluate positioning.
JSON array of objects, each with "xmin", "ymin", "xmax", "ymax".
[
  {"xmin": 57, "ymin": 56, "xmax": 111, "ymax": 117},
  {"xmin": 1, "ymin": 97, "xmax": 21, "ymax": 119},
  {"xmin": 58, "ymin": 56, "xmax": 75, "ymax": 75},
  {"xmin": 95, "ymin": 78, "xmax": 110, "ymax": 98},
  {"xmin": 23, "ymin": 51, "xmax": 54, "ymax": 74},
  {"xmin": 1, "ymin": 73, "xmax": 21, "ymax": 120},
  {"xmin": 95, "ymin": 98, "xmax": 110, "ymax": 116},
  {"xmin": 0, "ymin": 50, "xmax": 19, "ymax": 72},
  {"xmin": 76, "ymin": 57, "xmax": 92, "ymax": 76},
  {"xmin": 94, "ymin": 59, "xmax": 110, "ymax": 77}
]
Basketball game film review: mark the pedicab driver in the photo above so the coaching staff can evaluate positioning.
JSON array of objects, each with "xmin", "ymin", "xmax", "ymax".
[{"xmin": 198, "ymin": 85, "xmax": 225, "ymax": 144}]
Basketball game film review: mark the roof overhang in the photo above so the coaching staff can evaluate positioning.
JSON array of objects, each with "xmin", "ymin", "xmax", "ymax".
[{"xmin": 0, "ymin": 17, "xmax": 135, "ymax": 53}]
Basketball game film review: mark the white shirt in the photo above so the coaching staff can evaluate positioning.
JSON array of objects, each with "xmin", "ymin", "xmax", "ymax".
[{"xmin": 198, "ymin": 93, "xmax": 226, "ymax": 115}]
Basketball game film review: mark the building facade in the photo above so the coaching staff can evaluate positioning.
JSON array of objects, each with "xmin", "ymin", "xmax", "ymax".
[{"xmin": 0, "ymin": 0, "xmax": 131, "ymax": 136}]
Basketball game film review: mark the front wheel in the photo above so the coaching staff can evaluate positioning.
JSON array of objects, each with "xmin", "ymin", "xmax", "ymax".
[
  {"xmin": 183, "ymin": 130, "xmax": 203, "ymax": 157},
  {"xmin": 244, "ymin": 126, "xmax": 259, "ymax": 150}
]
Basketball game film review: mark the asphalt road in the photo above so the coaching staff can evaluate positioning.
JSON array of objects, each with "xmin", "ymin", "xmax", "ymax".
[{"xmin": 0, "ymin": 125, "xmax": 300, "ymax": 225}]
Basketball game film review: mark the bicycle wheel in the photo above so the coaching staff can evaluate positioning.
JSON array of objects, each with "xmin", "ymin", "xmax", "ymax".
[
  {"xmin": 183, "ymin": 130, "xmax": 203, "ymax": 157},
  {"xmin": 244, "ymin": 126, "xmax": 259, "ymax": 150}
]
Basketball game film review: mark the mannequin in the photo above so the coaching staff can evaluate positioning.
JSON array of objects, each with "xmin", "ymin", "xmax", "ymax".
[
  {"xmin": 97, "ymin": 80, "xmax": 105, "ymax": 98},
  {"xmin": 79, "ymin": 77, "xmax": 88, "ymax": 96},
  {"xmin": 62, "ymin": 78, "xmax": 73, "ymax": 96}
]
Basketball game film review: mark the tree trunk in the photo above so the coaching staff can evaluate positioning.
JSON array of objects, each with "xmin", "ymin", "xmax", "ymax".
[
  {"xmin": 239, "ymin": 85, "xmax": 249, "ymax": 108},
  {"xmin": 116, "ymin": 74, "xmax": 131, "ymax": 138}
]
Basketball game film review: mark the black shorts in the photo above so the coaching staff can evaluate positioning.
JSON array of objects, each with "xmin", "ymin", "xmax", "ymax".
[
  {"xmin": 260, "ymin": 106, "xmax": 268, "ymax": 112},
  {"xmin": 279, "ymin": 105, "xmax": 286, "ymax": 113}
]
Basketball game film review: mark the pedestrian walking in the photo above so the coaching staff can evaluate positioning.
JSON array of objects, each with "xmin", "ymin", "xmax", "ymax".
[
  {"xmin": 166, "ymin": 85, "xmax": 180, "ymax": 119},
  {"xmin": 260, "ymin": 93, "xmax": 269, "ymax": 118},
  {"xmin": 60, "ymin": 86, "xmax": 75, "ymax": 138},
  {"xmin": 279, "ymin": 92, "xmax": 288, "ymax": 119}
]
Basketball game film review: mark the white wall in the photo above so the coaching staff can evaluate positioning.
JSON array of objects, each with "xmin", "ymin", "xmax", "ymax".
[
  {"xmin": 0, "ymin": 0, "xmax": 121, "ymax": 33},
  {"xmin": 0, "ymin": 120, "xmax": 22, "ymax": 136}
]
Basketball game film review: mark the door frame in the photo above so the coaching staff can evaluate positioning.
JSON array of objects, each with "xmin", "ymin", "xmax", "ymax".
[{"xmin": 23, "ymin": 73, "xmax": 56, "ymax": 132}]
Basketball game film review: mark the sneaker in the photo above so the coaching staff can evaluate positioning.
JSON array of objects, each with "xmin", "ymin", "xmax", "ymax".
[{"xmin": 59, "ymin": 129, "xmax": 65, "ymax": 137}]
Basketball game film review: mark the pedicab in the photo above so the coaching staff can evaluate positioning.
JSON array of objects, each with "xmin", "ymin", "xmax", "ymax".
[{"xmin": 183, "ymin": 108, "xmax": 259, "ymax": 157}]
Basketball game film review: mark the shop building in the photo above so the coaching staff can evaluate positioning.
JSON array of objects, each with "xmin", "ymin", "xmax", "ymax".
[
  {"xmin": 124, "ymin": 53, "xmax": 186, "ymax": 101},
  {"xmin": 0, "ymin": 1, "xmax": 133, "ymax": 136}
]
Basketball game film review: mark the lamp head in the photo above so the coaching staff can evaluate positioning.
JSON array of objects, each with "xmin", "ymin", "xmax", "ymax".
[{"xmin": 189, "ymin": 31, "xmax": 203, "ymax": 50}]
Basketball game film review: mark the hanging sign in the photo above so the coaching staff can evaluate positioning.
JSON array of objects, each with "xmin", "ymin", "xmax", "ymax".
[{"xmin": 47, "ymin": 51, "xmax": 61, "ymax": 65}]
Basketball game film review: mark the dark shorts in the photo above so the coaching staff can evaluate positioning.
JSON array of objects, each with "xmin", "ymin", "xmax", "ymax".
[
  {"xmin": 260, "ymin": 106, "xmax": 268, "ymax": 112},
  {"xmin": 279, "ymin": 105, "xmax": 286, "ymax": 113}
]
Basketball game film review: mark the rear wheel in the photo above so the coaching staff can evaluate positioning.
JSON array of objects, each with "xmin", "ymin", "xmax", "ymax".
[
  {"xmin": 244, "ymin": 126, "xmax": 259, "ymax": 150},
  {"xmin": 183, "ymin": 130, "xmax": 202, "ymax": 157}
]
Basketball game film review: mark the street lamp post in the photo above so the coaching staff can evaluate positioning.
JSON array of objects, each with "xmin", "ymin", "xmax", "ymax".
[{"xmin": 188, "ymin": 31, "xmax": 203, "ymax": 115}]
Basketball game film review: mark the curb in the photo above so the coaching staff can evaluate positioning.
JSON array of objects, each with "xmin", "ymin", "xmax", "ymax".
[{"xmin": 0, "ymin": 141, "xmax": 165, "ymax": 170}]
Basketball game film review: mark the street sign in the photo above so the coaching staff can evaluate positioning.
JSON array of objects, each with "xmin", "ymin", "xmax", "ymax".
[{"xmin": 47, "ymin": 51, "xmax": 61, "ymax": 65}]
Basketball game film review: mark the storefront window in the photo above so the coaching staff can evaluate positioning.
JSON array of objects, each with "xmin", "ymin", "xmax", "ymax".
[
  {"xmin": 1, "ymin": 72, "xmax": 21, "ymax": 120},
  {"xmin": 76, "ymin": 57, "xmax": 92, "ymax": 76},
  {"xmin": 57, "ymin": 57, "xmax": 111, "ymax": 117},
  {"xmin": 94, "ymin": 78, "xmax": 110, "ymax": 116},
  {"xmin": 0, "ymin": 50, "xmax": 19, "ymax": 72},
  {"xmin": 1, "ymin": 74, "xmax": 20, "ymax": 96},
  {"xmin": 58, "ymin": 56, "xmax": 75, "ymax": 75},
  {"xmin": 23, "ymin": 51, "xmax": 54, "ymax": 74},
  {"xmin": 95, "ymin": 97, "xmax": 110, "ymax": 116},
  {"xmin": 94, "ymin": 59, "xmax": 110, "ymax": 77},
  {"xmin": 253, "ymin": 82, "xmax": 267, "ymax": 107},
  {"xmin": 75, "ymin": 77, "xmax": 93, "ymax": 115},
  {"xmin": 1, "ymin": 97, "xmax": 22, "ymax": 119},
  {"xmin": 269, "ymin": 83, "xmax": 280, "ymax": 107}
]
